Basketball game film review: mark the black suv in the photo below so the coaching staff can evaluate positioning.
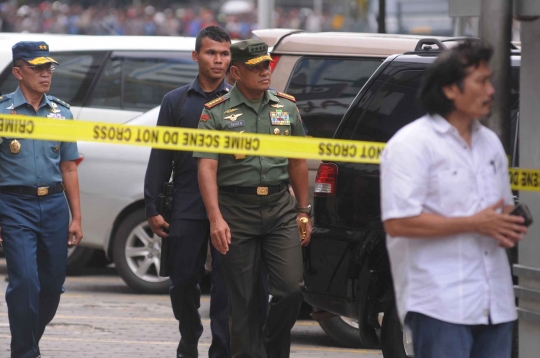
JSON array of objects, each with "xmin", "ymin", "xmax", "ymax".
[{"xmin": 303, "ymin": 39, "xmax": 521, "ymax": 357}]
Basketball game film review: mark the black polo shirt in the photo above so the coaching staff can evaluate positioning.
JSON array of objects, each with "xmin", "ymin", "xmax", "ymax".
[{"xmin": 144, "ymin": 77, "xmax": 230, "ymax": 220}]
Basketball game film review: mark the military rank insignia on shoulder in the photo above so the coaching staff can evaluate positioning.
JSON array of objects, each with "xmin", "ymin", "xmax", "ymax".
[
  {"xmin": 275, "ymin": 91, "xmax": 296, "ymax": 103},
  {"xmin": 204, "ymin": 96, "xmax": 228, "ymax": 109},
  {"xmin": 47, "ymin": 95, "xmax": 70, "ymax": 109}
]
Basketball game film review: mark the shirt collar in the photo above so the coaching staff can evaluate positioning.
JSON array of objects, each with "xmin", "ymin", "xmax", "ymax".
[
  {"xmin": 13, "ymin": 87, "xmax": 52, "ymax": 109},
  {"xmin": 227, "ymin": 85, "xmax": 278, "ymax": 109},
  {"xmin": 189, "ymin": 77, "xmax": 230, "ymax": 97},
  {"xmin": 430, "ymin": 113, "xmax": 482, "ymax": 134}
]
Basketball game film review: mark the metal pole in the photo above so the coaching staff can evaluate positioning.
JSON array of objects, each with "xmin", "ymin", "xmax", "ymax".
[
  {"xmin": 453, "ymin": 16, "xmax": 466, "ymax": 37},
  {"xmin": 478, "ymin": 0, "xmax": 512, "ymax": 153},
  {"xmin": 258, "ymin": 0, "xmax": 273, "ymax": 30},
  {"xmin": 378, "ymin": 0, "xmax": 386, "ymax": 33},
  {"xmin": 314, "ymin": 0, "xmax": 323, "ymax": 15},
  {"xmin": 517, "ymin": 16, "xmax": 540, "ymax": 358}
]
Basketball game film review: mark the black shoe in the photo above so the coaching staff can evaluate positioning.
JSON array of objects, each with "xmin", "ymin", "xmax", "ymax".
[
  {"xmin": 177, "ymin": 351, "xmax": 197, "ymax": 358},
  {"xmin": 177, "ymin": 341, "xmax": 198, "ymax": 358}
]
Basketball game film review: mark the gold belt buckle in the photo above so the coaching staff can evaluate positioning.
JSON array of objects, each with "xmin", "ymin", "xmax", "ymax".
[
  {"xmin": 37, "ymin": 187, "xmax": 49, "ymax": 196},
  {"xmin": 256, "ymin": 186, "xmax": 269, "ymax": 196}
]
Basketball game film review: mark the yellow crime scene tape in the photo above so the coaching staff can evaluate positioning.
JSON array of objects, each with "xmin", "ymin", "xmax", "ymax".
[{"xmin": 1, "ymin": 114, "xmax": 540, "ymax": 192}]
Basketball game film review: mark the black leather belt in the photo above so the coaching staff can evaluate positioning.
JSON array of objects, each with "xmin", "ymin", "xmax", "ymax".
[
  {"xmin": 0, "ymin": 183, "xmax": 65, "ymax": 196},
  {"xmin": 219, "ymin": 183, "xmax": 287, "ymax": 196}
]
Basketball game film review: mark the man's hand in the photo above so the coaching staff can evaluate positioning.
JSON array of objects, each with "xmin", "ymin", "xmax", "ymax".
[
  {"xmin": 210, "ymin": 217, "xmax": 231, "ymax": 255},
  {"xmin": 68, "ymin": 220, "xmax": 83, "ymax": 247},
  {"xmin": 473, "ymin": 199, "xmax": 528, "ymax": 248},
  {"xmin": 148, "ymin": 215, "xmax": 169, "ymax": 238},
  {"xmin": 297, "ymin": 213, "xmax": 312, "ymax": 247}
]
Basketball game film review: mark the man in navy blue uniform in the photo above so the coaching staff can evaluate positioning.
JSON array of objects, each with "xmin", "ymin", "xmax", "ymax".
[
  {"xmin": 0, "ymin": 41, "xmax": 83, "ymax": 358},
  {"xmin": 144, "ymin": 26, "xmax": 232, "ymax": 358}
]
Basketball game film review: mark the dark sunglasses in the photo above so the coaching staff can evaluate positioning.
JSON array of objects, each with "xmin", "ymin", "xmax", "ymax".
[{"xmin": 14, "ymin": 64, "xmax": 56, "ymax": 73}]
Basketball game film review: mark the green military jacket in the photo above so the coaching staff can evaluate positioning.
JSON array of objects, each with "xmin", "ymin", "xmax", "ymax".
[{"xmin": 193, "ymin": 85, "xmax": 305, "ymax": 187}]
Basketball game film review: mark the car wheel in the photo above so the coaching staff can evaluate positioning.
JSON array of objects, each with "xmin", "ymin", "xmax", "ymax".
[
  {"xmin": 66, "ymin": 246, "xmax": 94, "ymax": 276},
  {"xmin": 113, "ymin": 208, "xmax": 170, "ymax": 294},
  {"xmin": 317, "ymin": 313, "xmax": 363, "ymax": 348},
  {"xmin": 381, "ymin": 302, "xmax": 411, "ymax": 358}
]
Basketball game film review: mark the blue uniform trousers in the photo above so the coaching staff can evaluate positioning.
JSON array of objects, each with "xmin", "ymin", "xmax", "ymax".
[
  {"xmin": 169, "ymin": 219, "xmax": 230, "ymax": 358},
  {"xmin": 0, "ymin": 192, "xmax": 69, "ymax": 358}
]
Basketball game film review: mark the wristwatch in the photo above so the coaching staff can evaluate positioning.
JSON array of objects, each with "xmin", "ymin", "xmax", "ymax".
[{"xmin": 297, "ymin": 205, "xmax": 312, "ymax": 215}]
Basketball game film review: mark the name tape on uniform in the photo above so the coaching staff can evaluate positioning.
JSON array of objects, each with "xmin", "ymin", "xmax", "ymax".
[{"xmin": 1, "ymin": 114, "xmax": 540, "ymax": 192}]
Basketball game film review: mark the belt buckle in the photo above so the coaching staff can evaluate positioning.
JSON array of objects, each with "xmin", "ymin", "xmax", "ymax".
[
  {"xmin": 37, "ymin": 187, "xmax": 49, "ymax": 196},
  {"xmin": 256, "ymin": 186, "xmax": 269, "ymax": 196}
]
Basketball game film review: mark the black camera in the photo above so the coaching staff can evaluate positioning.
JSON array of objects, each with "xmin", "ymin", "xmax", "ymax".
[
  {"xmin": 157, "ymin": 182, "xmax": 174, "ymax": 219},
  {"xmin": 510, "ymin": 203, "xmax": 534, "ymax": 227}
]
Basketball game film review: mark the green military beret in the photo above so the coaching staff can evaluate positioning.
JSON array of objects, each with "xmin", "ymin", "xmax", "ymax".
[{"xmin": 231, "ymin": 39, "xmax": 273, "ymax": 66}]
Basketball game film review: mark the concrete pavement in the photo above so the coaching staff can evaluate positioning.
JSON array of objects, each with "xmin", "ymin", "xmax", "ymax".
[{"xmin": 0, "ymin": 259, "xmax": 382, "ymax": 357}]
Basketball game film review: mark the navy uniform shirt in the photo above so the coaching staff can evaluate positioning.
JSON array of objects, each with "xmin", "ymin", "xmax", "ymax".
[
  {"xmin": 0, "ymin": 87, "xmax": 79, "ymax": 187},
  {"xmin": 144, "ymin": 77, "xmax": 230, "ymax": 220}
]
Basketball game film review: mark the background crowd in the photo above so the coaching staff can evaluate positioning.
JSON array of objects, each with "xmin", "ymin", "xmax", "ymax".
[{"xmin": 0, "ymin": 1, "xmax": 349, "ymax": 39}]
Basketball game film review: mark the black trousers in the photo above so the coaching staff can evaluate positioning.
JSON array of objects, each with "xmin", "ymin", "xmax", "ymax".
[{"xmin": 169, "ymin": 219, "xmax": 229, "ymax": 358}]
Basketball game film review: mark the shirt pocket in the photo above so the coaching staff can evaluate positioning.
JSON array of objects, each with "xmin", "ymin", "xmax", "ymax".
[
  {"xmin": 266, "ymin": 127, "xmax": 289, "ymax": 172},
  {"xmin": 46, "ymin": 142, "xmax": 61, "ymax": 159},
  {"xmin": 436, "ymin": 168, "xmax": 474, "ymax": 215},
  {"xmin": 480, "ymin": 166, "xmax": 502, "ymax": 206},
  {"xmin": 223, "ymin": 121, "xmax": 255, "ymax": 161},
  {"xmin": 0, "ymin": 137, "xmax": 28, "ymax": 158}
]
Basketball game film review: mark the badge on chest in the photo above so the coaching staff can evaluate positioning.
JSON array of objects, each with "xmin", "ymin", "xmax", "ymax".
[
  {"xmin": 269, "ymin": 109, "xmax": 290, "ymax": 126},
  {"xmin": 46, "ymin": 113, "xmax": 65, "ymax": 119}
]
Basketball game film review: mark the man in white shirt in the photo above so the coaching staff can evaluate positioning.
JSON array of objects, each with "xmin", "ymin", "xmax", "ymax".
[{"xmin": 381, "ymin": 39, "xmax": 528, "ymax": 358}]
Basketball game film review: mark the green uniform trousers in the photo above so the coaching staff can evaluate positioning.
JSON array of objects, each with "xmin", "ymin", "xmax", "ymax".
[{"xmin": 218, "ymin": 187, "xmax": 304, "ymax": 358}]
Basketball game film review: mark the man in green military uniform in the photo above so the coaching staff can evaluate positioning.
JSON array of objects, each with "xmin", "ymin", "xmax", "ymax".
[{"xmin": 194, "ymin": 39, "xmax": 311, "ymax": 358}]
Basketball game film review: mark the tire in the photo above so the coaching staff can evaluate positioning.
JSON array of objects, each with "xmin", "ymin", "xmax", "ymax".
[
  {"xmin": 381, "ymin": 302, "xmax": 409, "ymax": 358},
  {"xmin": 318, "ymin": 315, "xmax": 364, "ymax": 348},
  {"xmin": 112, "ymin": 208, "xmax": 170, "ymax": 294},
  {"xmin": 66, "ymin": 246, "xmax": 94, "ymax": 275}
]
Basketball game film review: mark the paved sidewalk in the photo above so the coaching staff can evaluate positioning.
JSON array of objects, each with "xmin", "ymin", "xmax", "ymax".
[{"xmin": 0, "ymin": 262, "xmax": 382, "ymax": 357}]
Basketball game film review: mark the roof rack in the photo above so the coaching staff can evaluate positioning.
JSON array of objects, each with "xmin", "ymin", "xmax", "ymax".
[{"xmin": 405, "ymin": 37, "xmax": 520, "ymax": 55}]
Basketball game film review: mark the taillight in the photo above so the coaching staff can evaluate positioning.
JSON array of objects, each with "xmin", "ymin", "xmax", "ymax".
[
  {"xmin": 75, "ymin": 155, "xmax": 83, "ymax": 166},
  {"xmin": 269, "ymin": 55, "xmax": 281, "ymax": 73},
  {"xmin": 314, "ymin": 163, "xmax": 338, "ymax": 197}
]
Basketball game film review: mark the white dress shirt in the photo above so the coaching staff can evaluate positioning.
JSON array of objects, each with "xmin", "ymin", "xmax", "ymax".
[{"xmin": 381, "ymin": 114, "xmax": 516, "ymax": 326}]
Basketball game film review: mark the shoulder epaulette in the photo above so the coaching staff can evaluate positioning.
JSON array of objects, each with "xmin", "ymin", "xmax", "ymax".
[
  {"xmin": 0, "ymin": 94, "xmax": 12, "ymax": 104},
  {"xmin": 47, "ymin": 95, "xmax": 70, "ymax": 109},
  {"xmin": 204, "ymin": 96, "xmax": 228, "ymax": 109},
  {"xmin": 275, "ymin": 91, "xmax": 296, "ymax": 103}
]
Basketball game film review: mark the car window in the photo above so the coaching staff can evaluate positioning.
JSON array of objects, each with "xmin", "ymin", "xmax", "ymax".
[
  {"xmin": 285, "ymin": 57, "xmax": 383, "ymax": 138},
  {"xmin": 0, "ymin": 52, "xmax": 106, "ymax": 106},
  {"xmin": 89, "ymin": 52, "xmax": 198, "ymax": 111},
  {"xmin": 347, "ymin": 70, "xmax": 425, "ymax": 143}
]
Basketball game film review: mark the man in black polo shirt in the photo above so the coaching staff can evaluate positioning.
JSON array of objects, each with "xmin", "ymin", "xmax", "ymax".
[{"xmin": 143, "ymin": 26, "xmax": 231, "ymax": 358}]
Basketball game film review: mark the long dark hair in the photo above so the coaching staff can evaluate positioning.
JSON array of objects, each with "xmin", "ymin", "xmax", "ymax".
[{"xmin": 419, "ymin": 39, "xmax": 493, "ymax": 116}]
